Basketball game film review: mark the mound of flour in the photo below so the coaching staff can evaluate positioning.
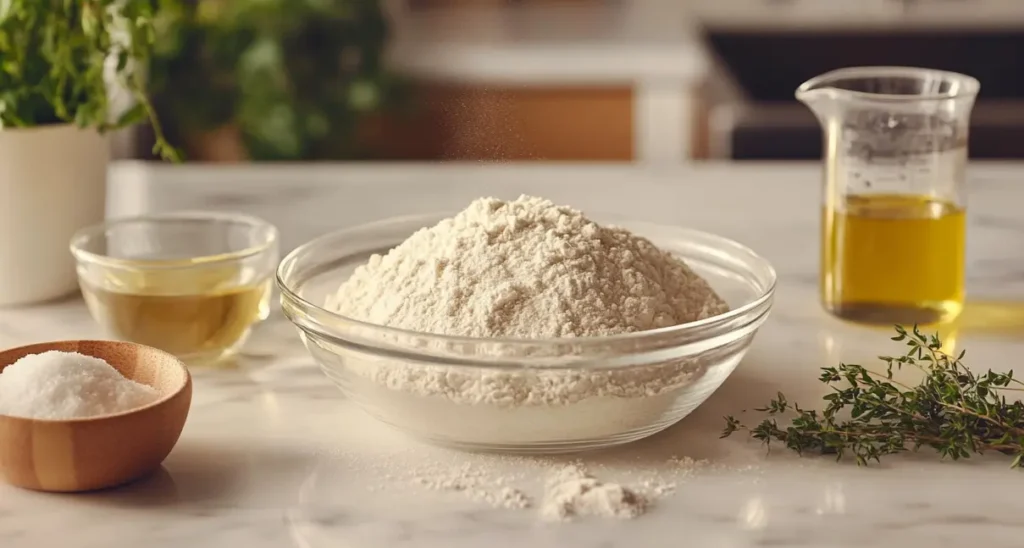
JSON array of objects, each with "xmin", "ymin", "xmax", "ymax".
[
  {"xmin": 328, "ymin": 195, "xmax": 727, "ymax": 338},
  {"xmin": 324, "ymin": 195, "xmax": 729, "ymax": 443},
  {"xmin": 541, "ymin": 464, "xmax": 649, "ymax": 521}
]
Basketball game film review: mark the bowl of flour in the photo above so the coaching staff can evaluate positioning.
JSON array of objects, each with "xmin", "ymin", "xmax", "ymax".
[{"xmin": 278, "ymin": 196, "xmax": 776, "ymax": 453}]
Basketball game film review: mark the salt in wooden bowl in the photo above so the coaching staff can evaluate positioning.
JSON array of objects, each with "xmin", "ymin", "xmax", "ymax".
[{"xmin": 0, "ymin": 340, "xmax": 192, "ymax": 492}]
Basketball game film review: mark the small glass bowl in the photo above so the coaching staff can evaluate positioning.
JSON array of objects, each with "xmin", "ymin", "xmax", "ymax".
[
  {"xmin": 278, "ymin": 213, "xmax": 776, "ymax": 454},
  {"xmin": 70, "ymin": 211, "xmax": 279, "ymax": 365}
]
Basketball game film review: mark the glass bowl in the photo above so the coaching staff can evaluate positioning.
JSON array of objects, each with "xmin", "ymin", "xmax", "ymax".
[
  {"xmin": 70, "ymin": 211, "xmax": 279, "ymax": 365},
  {"xmin": 277, "ymin": 213, "xmax": 775, "ymax": 454}
]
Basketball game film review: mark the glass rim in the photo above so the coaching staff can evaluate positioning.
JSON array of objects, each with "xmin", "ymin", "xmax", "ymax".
[
  {"xmin": 276, "ymin": 212, "xmax": 778, "ymax": 355},
  {"xmin": 70, "ymin": 210, "xmax": 279, "ymax": 271},
  {"xmin": 796, "ymin": 66, "xmax": 981, "ymax": 103}
]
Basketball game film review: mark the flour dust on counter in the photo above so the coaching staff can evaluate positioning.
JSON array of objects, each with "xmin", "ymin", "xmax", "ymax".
[
  {"xmin": 344, "ymin": 448, "xmax": 542, "ymax": 511},
  {"xmin": 330, "ymin": 440, "xmax": 735, "ymax": 522}
]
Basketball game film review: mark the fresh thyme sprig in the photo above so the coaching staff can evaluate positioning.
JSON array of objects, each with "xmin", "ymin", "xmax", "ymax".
[{"xmin": 722, "ymin": 325, "xmax": 1024, "ymax": 468}]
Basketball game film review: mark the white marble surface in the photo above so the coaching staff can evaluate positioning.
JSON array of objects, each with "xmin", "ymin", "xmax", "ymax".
[{"xmin": 5, "ymin": 161, "xmax": 1024, "ymax": 548}]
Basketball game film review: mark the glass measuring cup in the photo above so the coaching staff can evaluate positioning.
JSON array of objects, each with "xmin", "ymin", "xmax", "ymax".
[{"xmin": 797, "ymin": 67, "xmax": 979, "ymax": 325}]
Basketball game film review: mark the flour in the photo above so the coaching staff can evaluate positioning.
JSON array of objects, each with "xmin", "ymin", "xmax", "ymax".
[
  {"xmin": 413, "ymin": 462, "xmax": 532, "ymax": 509},
  {"xmin": 329, "ymin": 195, "xmax": 727, "ymax": 338},
  {"xmin": 348, "ymin": 448, "xmax": 538, "ymax": 510},
  {"xmin": 325, "ymin": 195, "xmax": 729, "ymax": 445},
  {"xmin": 541, "ymin": 463, "xmax": 648, "ymax": 521},
  {"xmin": 340, "ymin": 443, "xmax": 731, "ymax": 520}
]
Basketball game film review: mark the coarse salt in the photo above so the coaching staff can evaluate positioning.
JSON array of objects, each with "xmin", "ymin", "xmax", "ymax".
[{"xmin": 0, "ymin": 351, "xmax": 159, "ymax": 419}]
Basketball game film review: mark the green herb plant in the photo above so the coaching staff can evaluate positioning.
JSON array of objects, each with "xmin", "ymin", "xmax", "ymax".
[
  {"xmin": 149, "ymin": 0, "xmax": 401, "ymax": 161},
  {"xmin": 722, "ymin": 325, "xmax": 1024, "ymax": 468},
  {"xmin": 0, "ymin": 0, "xmax": 178, "ymax": 160}
]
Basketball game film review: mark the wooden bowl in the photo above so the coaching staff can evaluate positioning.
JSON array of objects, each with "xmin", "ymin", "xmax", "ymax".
[{"xmin": 0, "ymin": 340, "xmax": 192, "ymax": 492}]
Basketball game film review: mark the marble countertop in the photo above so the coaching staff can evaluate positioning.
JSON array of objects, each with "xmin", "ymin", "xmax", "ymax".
[{"xmin": 5, "ymin": 162, "xmax": 1024, "ymax": 547}]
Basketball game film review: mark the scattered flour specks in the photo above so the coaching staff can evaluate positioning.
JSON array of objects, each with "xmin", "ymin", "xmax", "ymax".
[{"xmin": 337, "ymin": 446, "xmax": 753, "ymax": 521}]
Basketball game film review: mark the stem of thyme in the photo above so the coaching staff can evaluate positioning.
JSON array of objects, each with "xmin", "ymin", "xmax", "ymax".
[{"xmin": 722, "ymin": 325, "xmax": 1024, "ymax": 468}]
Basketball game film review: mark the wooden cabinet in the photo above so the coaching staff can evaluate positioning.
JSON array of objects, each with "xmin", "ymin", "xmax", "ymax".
[
  {"xmin": 365, "ymin": 84, "xmax": 712, "ymax": 162},
  {"xmin": 384, "ymin": 2, "xmax": 711, "ymax": 163},
  {"xmin": 366, "ymin": 85, "xmax": 634, "ymax": 161}
]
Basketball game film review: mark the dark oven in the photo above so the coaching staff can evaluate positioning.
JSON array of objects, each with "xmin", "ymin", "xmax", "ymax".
[{"xmin": 701, "ymin": 3, "xmax": 1024, "ymax": 160}]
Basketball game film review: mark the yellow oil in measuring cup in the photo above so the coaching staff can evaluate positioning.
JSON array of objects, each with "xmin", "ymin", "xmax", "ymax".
[
  {"xmin": 821, "ymin": 193, "xmax": 965, "ymax": 325},
  {"xmin": 798, "ymin": 66, "xmax": 980, "ymax": 326}
]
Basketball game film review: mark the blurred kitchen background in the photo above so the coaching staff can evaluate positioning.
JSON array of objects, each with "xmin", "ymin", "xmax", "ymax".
[{"xmin": 118, "ymin": 0, "xmax": 1024, "ymax": 164}]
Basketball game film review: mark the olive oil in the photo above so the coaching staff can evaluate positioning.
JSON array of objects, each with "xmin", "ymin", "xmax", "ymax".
[
  {"xmin": 81, "ymin": 264, "xmax": 272, "ymax": 364},
  {"xmin": 822, "ymin": 194, "xmax": 965, "ymax": 325}
]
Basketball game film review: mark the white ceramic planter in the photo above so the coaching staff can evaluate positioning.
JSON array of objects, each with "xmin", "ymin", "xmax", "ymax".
[{"xmin": 0, "ymin": 125, "xmax": 109, "ymax": 306}]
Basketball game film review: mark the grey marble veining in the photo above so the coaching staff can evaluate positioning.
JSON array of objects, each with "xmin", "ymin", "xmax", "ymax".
[{"xmin": 1, "ymin": 161, "xmax": 1023, "ymax": 547}]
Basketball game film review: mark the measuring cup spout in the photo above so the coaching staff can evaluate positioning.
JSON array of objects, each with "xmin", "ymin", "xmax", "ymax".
[
  {"xmin": 796, "ymin": 66, "xmax": 980, "ymax": 124},
  {"xmin": 795, "ymin": 84, "xmax": 844, "ymax": 124}
]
